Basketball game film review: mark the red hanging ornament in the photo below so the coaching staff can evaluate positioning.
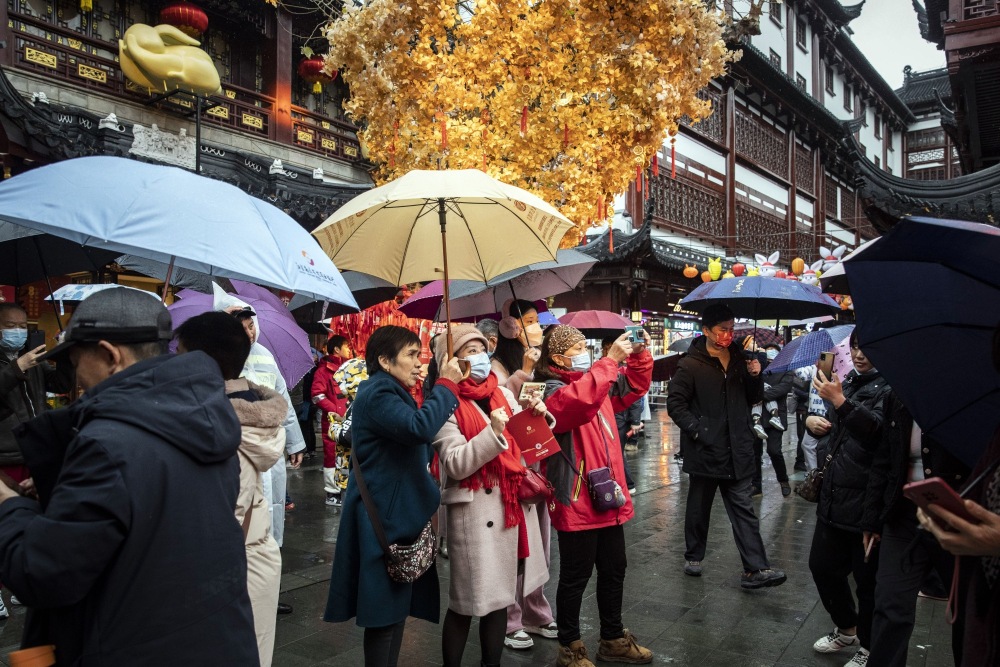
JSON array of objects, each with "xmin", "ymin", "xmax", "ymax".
[
  {"xmin": 636, "ymin": 166, "xmax": 642, "ymax": 195},
  {"xmin": 652, "ymin": 153, "xmax": 659, "ymax": 177},
  {"xmin": 159, "ymin": 1, "xmax": 209, "ymax": 37},
  {"xmin": 671, "ymin": 138, "xmax": 677, "ymax": 179},
  {"xmin": 298, "ymin": 55, "xmax": 336, "ymax": 95},
  {"xmin": 562, "ymin": 123, "xmax": 569, "ymax": 150},
  {"xmin": 520, "ymin": 106, "xmax": 528, "ymax": 136}
]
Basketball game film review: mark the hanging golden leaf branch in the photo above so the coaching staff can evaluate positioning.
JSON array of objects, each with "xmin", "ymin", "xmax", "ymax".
[{"xmin": 323, "ymin": 0, "xmax": 740, "ymax": 244}]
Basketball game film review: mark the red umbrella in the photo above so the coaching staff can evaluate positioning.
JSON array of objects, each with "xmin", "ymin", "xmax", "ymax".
[{"xmin": 558, "ymin": 310, "xmax": 632, "ymax": 338}]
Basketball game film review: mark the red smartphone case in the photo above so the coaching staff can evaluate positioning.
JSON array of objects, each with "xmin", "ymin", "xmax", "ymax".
[{"xmin": 903, "ymin": 477, "xmax": 976, "ymax": 526}]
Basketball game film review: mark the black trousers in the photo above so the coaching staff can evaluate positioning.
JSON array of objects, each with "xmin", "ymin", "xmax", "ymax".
[
  {"xmin": 556, "ymin": 525, "xmax": 627, "ymax": 646},
  {"xmin": 684, "ymin": 475, "xmax": 770, "ymax": 572},
  {"xmin": 363, "ymin": 621, "xmax": 406, "ymax": 667},
  {"xmin": 868, "ymin": 506, "xmax": 963, "ymax": 667},
  {"xmin": 808, "ymin": 519, "xmax": 879, "ymax": 649},
  {"xmin": 752, "ymin": 428, "xmax": 789, "ymax": 489}
]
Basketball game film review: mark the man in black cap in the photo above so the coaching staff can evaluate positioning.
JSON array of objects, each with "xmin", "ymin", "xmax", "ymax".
[
  {"xmin": 667, "ymin": 304, "xmax": 787, "ymax": 589},
  {"xmin": 0, "ymin": 289, "xmax": 258, "ymax": 664}
]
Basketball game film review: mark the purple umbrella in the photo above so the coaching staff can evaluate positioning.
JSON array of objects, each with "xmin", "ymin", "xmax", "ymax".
[
  {"xmin": 168, "ymin": 288, "xmax": 313, "ymax": 387},
  {"xmin": 558, "ymin": 310, "xmax": 633, "ymax": 338}
]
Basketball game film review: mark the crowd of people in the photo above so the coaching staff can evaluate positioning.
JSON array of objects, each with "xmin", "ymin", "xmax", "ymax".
[{"xmin": 0, "ymin": 291, "xmax": 994, "ymax": 667}]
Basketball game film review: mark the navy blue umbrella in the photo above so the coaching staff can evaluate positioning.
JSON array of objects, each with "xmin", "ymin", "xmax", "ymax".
[
  {"xmin": 765, "ymin": 325, "xmax": 854, "ymax": 375},
  {"xmin": 679, "ymin": 276, "xmax": 840, "ymax": 320},
  {"xmin": 844, "ymin": 217, "xmax": 1000, "ymax": 467}
]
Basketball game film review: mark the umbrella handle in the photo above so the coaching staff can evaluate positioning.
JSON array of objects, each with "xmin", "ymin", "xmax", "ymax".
[
  {"xmin": 438, "ymin": 198, "xmax": 469, "ymax": 378},
  {"xmin": 161, "ymin": 256, "xmax": 176, "ymax": 304}
]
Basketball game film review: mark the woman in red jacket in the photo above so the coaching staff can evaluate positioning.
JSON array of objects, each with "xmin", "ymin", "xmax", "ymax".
[{"xmin": 537, "ymin": 325, "xmax": 654, "ymax": 667}]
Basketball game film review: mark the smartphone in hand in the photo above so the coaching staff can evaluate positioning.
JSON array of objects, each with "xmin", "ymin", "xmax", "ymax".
[
  {"xmin": 903, "ymin": 477, "xmax": 978, "ymax": 530},
  {"xmin": 518, "ymin": 381, "xmax": 546, "ymax": 403},
  {"xmin": 816, "ymin": 351, "xmax": 835, "ymax": 378},
  {"xmin": 26, "ymin": 329, "xmax": 46, "ymax": 351},
  {"xmin": 624, "ymin": 325, "xmax": 644, "ymax": 344}
]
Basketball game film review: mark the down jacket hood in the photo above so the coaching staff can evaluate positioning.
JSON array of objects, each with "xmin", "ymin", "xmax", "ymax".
[
  {"xmin": 225, "ymin": 378, "xmax": 287, "ymax": 474},
  {"xmin": 77, "ymin": 351, "xmax": 241, "ymax": 464}
]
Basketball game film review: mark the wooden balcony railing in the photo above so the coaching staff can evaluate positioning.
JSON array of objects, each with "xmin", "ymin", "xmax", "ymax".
[{"xmin": 5, "ymin": 8, "xmax": 364, "ymax": 167}]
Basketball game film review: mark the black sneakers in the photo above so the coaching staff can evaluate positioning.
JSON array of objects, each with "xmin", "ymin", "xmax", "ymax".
[{"xmin": 741, "ymin": 568, "xmax": 787, "ymax": 589}]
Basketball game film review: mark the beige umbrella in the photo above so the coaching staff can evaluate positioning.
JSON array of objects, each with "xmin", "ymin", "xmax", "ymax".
[{"xmin": 312, "ymin": 169, "xmax": 575, "ymax": 356}]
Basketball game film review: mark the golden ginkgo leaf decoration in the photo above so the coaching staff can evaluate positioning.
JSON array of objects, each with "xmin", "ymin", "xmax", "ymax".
[{"xmin": 323, "ymin": 0, "xmax": 740, "ymax": 244}]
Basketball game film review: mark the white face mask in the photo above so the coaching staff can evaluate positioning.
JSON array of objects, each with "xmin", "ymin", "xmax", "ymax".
[
  {"xmin": 561, "ymin": 351, "xmax": 591, "ymax": 372},
  {"xmin": 463, "ymin": 352, "xmax": 492, "ymax": 382},
  {"xmin": 524, "ymin": 323, "xmax": 543, "ymax": 347},
  {"xmin": 766, "ymin": 349, "xmax": 779, "ymax": 360}
]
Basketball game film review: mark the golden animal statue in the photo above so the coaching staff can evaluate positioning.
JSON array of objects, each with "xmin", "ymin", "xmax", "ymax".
[{"xmin": 119, "ymin": 23, "xmax": 222, "ymax": 96}]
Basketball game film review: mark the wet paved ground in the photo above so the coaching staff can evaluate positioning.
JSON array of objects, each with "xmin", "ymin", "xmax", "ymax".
[{"xmin": 0, "ymin": 407, "xmax": 956, "ymax": 666}]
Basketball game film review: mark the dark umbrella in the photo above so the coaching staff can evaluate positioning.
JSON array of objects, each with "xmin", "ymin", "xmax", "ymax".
[
  {"xmin": 668, "ymin": 337, "xmax": 695, "ymax": 353},
  {"xmin": 0, "ymin": 234, "xmax": 118, "ymax": 287},
  {"xmin": 734, "ymin": 325, "xmax": 784, "ymax": 348},
  {"xmin": 680, "ymin": 276, "xmax": 840, "ymax": 320},
  {"xmin": 845, "ymin": 217, "xmax": 1000, "ymax": 467},
  {"xmin": 652, "ymin": 353, "xmax": 683, "ymax": 382}
]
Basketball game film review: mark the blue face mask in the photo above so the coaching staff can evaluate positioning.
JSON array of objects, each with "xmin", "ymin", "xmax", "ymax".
[
  {"xmin": 567, "ymin": 351, "xmax": 592, "ymax": 372},
  {"xmin": 0, "ymin": 328, "xmax": 27, "ymax": 352},
  {"xmin": 766, "ymin": 349, "xmax": 779, "ymax": 360},
  {"xmin": 464, "ymin": 352, "xmax": 492, "ymax": 382}
]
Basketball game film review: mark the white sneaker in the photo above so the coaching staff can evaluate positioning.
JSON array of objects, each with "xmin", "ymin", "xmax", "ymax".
[
  {"xmin": 0, "ymin": 597, "xmax": 8, "ymax": 619},
  {"xmin": 768, "ymin": 415, "xmax": 786, "ymax": 431},
  {"xmin": 524, "ymin": 622, "xmax": 558, "ymax": 639},
  {"xmin": 9, "ymin": 595, "xmax": 19, "ymax": 606},
  {"xmin": 753, "ymin": 422, "xmax": 768, "ymax": 440},
  {"xmin": 845, "ymin": 648, "xmax": 870, "ymax": 666},
  {"xmin": 504, "ymin": 629, "xmax": 533, "ymax": 649},
  {"xmin": 813, "ymin": 628, "xmax": 860, "ymax": 653}
]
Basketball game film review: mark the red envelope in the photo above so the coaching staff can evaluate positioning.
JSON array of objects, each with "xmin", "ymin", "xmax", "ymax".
[{"xmin": 508, "ymin": 410, "xmax": 558, "ymax": 465}]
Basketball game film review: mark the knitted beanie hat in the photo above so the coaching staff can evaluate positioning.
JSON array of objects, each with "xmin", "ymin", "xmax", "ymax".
[
  {"xmin": 433, "ymin": 323, "xmax": 488, "ymax": 368},
  {"xmin": 548, "ymin": 325, "xmax": 586, "ymax": 357}
]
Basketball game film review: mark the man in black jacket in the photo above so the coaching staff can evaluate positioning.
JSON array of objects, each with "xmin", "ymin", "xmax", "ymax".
[
  {"xmin": 667, "ymin": 305, "xmax": 786, "ymax": 589},
  {"xmin": 862, "ymin": 393, "xmax": 968, "ymax": 667},
  {"xmin": 0, "ymin": 289, "xmax": 258, "ymax": 666}
]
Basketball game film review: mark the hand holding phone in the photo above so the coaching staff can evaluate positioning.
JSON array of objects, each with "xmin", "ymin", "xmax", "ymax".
[
  {"xmin": 518, "ymin": 382, "xmax": 546, "ymax": 404},
  {"xmin": 904, "ymin": 477, "xmax": 978, "ymax": 530},
  {"xmin": 816, "ymin": 351, "xmax": 835, "ymax": 379},
  {"xmin": 624, "ymin": 325, "xmax": 645, "ymax": 344}
]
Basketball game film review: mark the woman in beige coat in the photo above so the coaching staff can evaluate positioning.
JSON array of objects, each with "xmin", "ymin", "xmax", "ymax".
[
  {"xmin": 431, "ymin": 325, "xmax": 552, "ymax": 667},
  {"xmin": 176, "ymin": 313, "xmax": 286, "ymax": 667}
]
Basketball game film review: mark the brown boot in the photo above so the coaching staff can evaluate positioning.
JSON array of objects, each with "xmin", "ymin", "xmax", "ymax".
[
  {"xmin": 556, "ymin": 640, "xmax": 596, "ymax": 667},
  {"xmin": 596, "ymin": 629, "xmax": 653, "ymax": 664}
]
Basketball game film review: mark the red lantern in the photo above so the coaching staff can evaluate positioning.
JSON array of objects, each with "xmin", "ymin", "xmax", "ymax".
[
  {"xmin": 775, "ymin": 270, "xmax": 787, "ymax": 279},
  {"xmin": 159, "ymin": 2, "xmax": 209, "ymax": 38},
  {"xmin": 732, "ymin": 262, "xmax": 745, "ymax": 277},
  {"xmin": 298, "ymin": 56, "xmax": 337, "ymax": 95}
]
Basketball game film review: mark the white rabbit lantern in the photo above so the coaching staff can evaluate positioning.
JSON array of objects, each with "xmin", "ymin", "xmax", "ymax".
[
  {"xmin": 799, "ymin": 259, "xmax": 824, "ymax": 286},
  {"xmin": 753, "ymin": 251, "xmax": 780, "ymax": 278}
]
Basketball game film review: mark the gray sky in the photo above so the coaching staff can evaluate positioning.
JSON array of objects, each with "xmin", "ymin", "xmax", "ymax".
[{"xmin": 848, "ymin": 0, "xmax": 946, "ymax": 89}]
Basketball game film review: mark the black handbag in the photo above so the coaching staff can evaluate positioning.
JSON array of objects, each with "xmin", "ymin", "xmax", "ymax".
[
  {"xmin": 351, "ymin": 454, "xmax": 437, "ymax": 583},
  {"xmin": 796, "ymin": 432, "xmax": 845, "ymax": 503}
]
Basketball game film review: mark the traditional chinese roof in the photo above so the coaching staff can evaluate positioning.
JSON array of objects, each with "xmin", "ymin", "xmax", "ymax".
[
  {"xmin": 0, "ymin": 67, "xmax": 369, "ymax": 230},
  {"xmin": 579, "ymin": 220, "xmax": 730, "ymax": 272},
  {"xmin": 817, "ymin": 0, "xmax": 866, "ymax": 27},
  {"xmin": 896, "ymin": 67, "xmax": 952, "ymax": 108}
]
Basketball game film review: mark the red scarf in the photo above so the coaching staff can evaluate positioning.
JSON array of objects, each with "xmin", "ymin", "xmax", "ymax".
[{"xmin": 453, "ymin": 373, "xmax": 529, "ymax": 557}]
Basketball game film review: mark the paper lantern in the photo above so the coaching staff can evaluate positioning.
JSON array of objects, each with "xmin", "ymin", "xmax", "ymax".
[
  {"xmin": 708, "ymin": 257, "xmax": 722, "ymax": 281},
  {"xmin": 683, "ymin": 264, "xmax": 699, "ymax": 279},
  {"xmin": 159, "ymin": 2, "xmax": 209, "ymax": 38},
  {"xmin": 701, "ymin": 271, "xmax": 712, "ymax": 283},
  {"xmin": 732, "ymin": 262, "xmax": 745, "ymax": 277},
  {"xmin": 791, "ymin": 257, "xmax": 805, "ymax": 276},
  {"xmin": 298, "ymin": 55, "xmax": 337, "ymax": 94}
]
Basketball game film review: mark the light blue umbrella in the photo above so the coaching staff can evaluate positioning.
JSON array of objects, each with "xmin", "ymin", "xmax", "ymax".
[{"xmin": 0, "ymin": 156, "xmax": 358, "ymax": 309}]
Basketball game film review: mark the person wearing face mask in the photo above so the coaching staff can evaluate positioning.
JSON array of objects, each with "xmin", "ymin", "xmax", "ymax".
[
  {"xmin": 750, "ymin": 343, "xmax": 794, "ymax": 498},
  {"xmin": 804, "ymin": 330, "xmax": 890, "ymax": 667},
  {"xmin": 0, "ymin": 303, "xmax": 63, "ymax": 486},
  {"xmin": 428, "ymin": 324, "xmax": 552, "ymax": 667},
  {"xmin": 667, "ymin": 304, "xmax": 786, "ymax": 589},
  {"xmin": 490, "ymin": 300, "xmax": 544, "ymax": 398},
  {"xmin": 536, "ymin": 325, "xmax": 653, "ymax": 667}
]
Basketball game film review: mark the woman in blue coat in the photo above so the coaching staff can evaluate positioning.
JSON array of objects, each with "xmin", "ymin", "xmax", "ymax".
[{"xmin": 324, "ymin": 326, "xmax": 464, "ymax": 666}]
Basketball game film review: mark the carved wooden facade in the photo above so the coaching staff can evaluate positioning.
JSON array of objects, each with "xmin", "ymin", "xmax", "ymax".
[{"xmin": 0, "ymin": 0, "xmax": 367, "ymax": 173}]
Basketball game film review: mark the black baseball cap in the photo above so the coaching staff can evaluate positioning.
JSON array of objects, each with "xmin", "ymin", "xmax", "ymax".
[{"xmin": 40, "ymin": 288, "xmax": 173, "ymax": 361}]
